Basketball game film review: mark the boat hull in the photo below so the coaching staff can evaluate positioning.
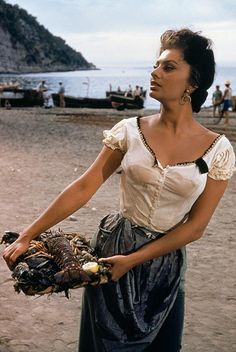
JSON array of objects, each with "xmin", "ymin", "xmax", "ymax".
[
  {"xmin": 0, "ymin": 89, "xmax": 43, "ymax": 107},
  {"xmin": 109, "ymin": 94, "xmax": 144, "ymax": 109},
  {"xmin": 106, "ymin": 90, "xmax": 147, "ymax": 99},
  {"xmin": 52, "ymin": 94, "xmax": 112, "ymax": 108}
]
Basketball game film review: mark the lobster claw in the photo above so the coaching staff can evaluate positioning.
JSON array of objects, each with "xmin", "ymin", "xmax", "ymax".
[
  {"xmin": 54, "ymin": 268, "xmax": 92, "ymax": 285},
  {"xmin": 79, "ymin": 269, "xmax": 93, "ymax": 283}
]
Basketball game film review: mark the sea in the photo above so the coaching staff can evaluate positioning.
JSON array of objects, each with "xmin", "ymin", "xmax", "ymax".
[{"xmin": 0, "ymin": 64, "xmax": 235, "ymax": 109}]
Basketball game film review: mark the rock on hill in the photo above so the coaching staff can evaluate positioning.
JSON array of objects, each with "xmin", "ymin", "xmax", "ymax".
[{"xmin": 0, "ymin": 0, "xmax": 96, "ymax": 73}]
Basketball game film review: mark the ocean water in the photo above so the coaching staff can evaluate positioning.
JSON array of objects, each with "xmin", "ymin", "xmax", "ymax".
[{"xmin": 0, "ymin": 64, "xmax": 235, "ymax": 109}]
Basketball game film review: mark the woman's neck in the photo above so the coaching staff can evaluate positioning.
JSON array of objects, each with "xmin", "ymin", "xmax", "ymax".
[{"xmin": 158, "ymin": 102, "xmax": 196, "ymax": 136}]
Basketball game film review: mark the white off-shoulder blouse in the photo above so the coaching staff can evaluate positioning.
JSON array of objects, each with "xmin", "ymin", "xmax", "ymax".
[{"xmin": 103, "ymin": 117, "xmax": 236, "ymax": 233}]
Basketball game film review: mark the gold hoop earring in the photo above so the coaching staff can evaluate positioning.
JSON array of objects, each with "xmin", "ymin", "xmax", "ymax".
[{"xmin": 180, "ymin": 89, "xmax": 192, "ymax": 105}]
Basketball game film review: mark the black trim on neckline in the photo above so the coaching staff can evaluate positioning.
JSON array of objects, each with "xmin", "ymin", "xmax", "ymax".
[{"xmin": 136, "ymin": 116, "xmax": 223, "ymax": 169}]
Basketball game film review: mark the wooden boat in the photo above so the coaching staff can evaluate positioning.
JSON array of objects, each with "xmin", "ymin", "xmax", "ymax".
[
  {"xmin": 52, "ymin": 94, "xmax": 112, "ymax": 108},
  {"xmin": 53, "ymin": 93, "xmax": 144, "ymax": 110},
  {"xmin": 109, "ymin": 94, "xmax": 145, "ymax": 110},
  {"xmin": 106, "ymin": 90, "xmax": 126, "ymax": 97},
  {"xmin": 106, "ymin": 89, "xmax": 147, "ymax": 99},
  {"xmin": 0, "ymin": 89, "xmax": 43, "ymax": 107},
  {"xmin": 0, "ymin": 89, "xmax": 146, "ymax": 109}
]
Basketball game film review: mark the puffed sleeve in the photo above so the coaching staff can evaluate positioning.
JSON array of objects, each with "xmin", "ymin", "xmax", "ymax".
[
  {"xmin": 102, "ymin": 119, "xmax": 128, "ymax": 153},
  {"xmin": 208, "ymin": 144, "xmax": 236, "ymax": 180}
]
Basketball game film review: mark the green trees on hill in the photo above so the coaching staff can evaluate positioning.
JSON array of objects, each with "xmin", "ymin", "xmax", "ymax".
[{"xmin": 0, "ymin": 0, "xmax": 95, "ymax": 71}]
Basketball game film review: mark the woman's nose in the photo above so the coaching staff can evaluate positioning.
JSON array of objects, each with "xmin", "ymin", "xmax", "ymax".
[{"xmin": 151, "ymin": 67, "xmax": 160, "ymax": 79}]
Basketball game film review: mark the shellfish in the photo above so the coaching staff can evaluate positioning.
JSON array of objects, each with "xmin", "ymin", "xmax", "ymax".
[{"xmin": 1, "ymin": 230, "xmax": 111, "ymax": 298}]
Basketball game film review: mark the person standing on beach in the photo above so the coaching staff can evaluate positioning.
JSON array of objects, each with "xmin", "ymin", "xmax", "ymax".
[
  {"xmin": 58, "ymin": 82, "xmax": 65, "ymax": 108},
  {"xmin": 132, "ymin": 85, "xmax": 141, "ymax": 97},
  {"xmin": 36, "ymin": 80, "xmax": 48, "ymax": 106},
  {"xmin": 219, "ymin": 80, "xmax": 233, "ymax": 125},
  {"xmin": 37, "ymin": 80, "xmax": 48, "ymax": 95},
  {"xmin": 212, "ymin": 85, "xmax": 222, "ymax": 117},
  {"xmin": 3, "ymin": 29, "xmax": 235, "ymax": 352}
]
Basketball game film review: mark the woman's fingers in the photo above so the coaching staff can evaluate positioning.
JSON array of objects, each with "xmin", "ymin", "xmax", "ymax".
[
  {"xmin": 98, "ymin": 256, "xmax": 129, "ymax": 281},
  {"xmin": 98, "ymin": 258, "xmax": 119, "ymax": 280},
  {"xmin": 3, "ymin": 240, "xmax": 29, "ymax": 268},
  {"xmin": 3, "ymin": 245, "xmax": 13, "ymax": 259},
  {"xmin": 3, "ymin": 246, "xmax": 16, "ymax": 268},
  {"xmin": 3, "ymin": 251, "xmax": 15, "ymax": 270}
]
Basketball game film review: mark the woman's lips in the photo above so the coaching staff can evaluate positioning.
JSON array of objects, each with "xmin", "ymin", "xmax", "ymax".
[{"xmin": 150, "ymin": 81, "xmax": 161, "ymax": 90}]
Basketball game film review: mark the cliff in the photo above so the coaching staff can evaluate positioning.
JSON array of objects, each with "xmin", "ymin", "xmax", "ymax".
[{"xmin": 0, "ymin": 0, "xmax": 96, "ymax": 73}]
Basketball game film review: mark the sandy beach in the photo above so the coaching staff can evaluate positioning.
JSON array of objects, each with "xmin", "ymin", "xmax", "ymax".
[{"xmin": 0, "ymin": 107, "xmax": 235, "ymax": 352}]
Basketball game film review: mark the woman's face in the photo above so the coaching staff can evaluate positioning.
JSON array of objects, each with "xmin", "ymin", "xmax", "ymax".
[{"xmin": 150, "ymin": 48, "xmax": 191, "ymax": 104}]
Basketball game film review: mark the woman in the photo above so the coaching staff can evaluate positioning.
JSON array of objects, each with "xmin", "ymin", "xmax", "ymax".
[{"xmin": 3, "ymin": 29, "xmax": 235, "ymax": 351}]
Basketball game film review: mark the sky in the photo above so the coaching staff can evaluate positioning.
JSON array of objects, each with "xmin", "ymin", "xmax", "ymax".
[{"xmin": 5, "ymin": 0, "xmax": 236, "ymax": 67}]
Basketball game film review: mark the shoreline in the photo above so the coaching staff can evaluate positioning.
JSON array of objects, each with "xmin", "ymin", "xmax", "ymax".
[
  {"xmin": 5, "ymin": 105, "xmax": 236, "ymax": 140},
  {"xmin": 4, "ymin": 105, "xmax": 236, "ymax": 118}
]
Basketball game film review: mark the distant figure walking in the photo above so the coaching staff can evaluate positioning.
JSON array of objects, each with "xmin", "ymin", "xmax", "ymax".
[
  {"xmin": 36, "ymin": 80, "xmax": 48, "ymax": 106},
  {"xmin": 37, "ymin": 80, "xmax": 48, "ymax": 95},
  {"xmin": 212, "ymin": 85, "xmax": 222, "ymax": 117},
  {"xmin": 58, "ymin": 82, "xmax": 65, "ymax": 108},
  {"xmin": 220, "ymin": 80, "xmax": 232, "ymax": 126}
]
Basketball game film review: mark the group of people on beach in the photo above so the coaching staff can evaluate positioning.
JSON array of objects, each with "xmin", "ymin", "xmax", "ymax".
[
  {"xmin": 212, "ymin": 80, "xmax": 233, "ymax": 125},
  {"xmin": 109, "ymin": 84, "xmax": 145, "ymax": 98},
  {"xmin": 36, "ymin": 80, "xmax": 65, "ymax": 108},
  {"xmin": 123, "ymin": 84, "xmax": 145, "ymax": 98}
]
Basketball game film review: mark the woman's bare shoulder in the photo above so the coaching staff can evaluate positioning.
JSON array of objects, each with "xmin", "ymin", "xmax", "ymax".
[
  {"xmin": 139, "ymin": 114, "xmax": 160, "ymax": 126},
  {"xmin": 196, "ymin": 122, "xmax": 221, "ymax": 139}
]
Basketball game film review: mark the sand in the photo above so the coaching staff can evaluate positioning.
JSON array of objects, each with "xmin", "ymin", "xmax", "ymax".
[{"xmin": 0, "ymin": 107, "xmax": 235, "ymax": 352}]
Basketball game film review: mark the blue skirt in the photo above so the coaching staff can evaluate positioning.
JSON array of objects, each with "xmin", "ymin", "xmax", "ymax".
[{"xmin": 79, "ymin": 213, "xmax": 185, "ymax": 352}]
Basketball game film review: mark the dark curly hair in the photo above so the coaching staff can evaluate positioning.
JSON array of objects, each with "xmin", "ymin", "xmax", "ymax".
[{"xmin": 160, "ymin": 28, "xmax": 215, "ymax": 113}]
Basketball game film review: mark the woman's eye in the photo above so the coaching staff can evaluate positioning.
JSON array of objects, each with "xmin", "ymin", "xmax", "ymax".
[
  {"xmin": 153, "ymin": 64, "xmax": 174, "ymax": 71},
  {"xmin": 164, "ymin": 65, "xmax": 174, "ymax": 71}
]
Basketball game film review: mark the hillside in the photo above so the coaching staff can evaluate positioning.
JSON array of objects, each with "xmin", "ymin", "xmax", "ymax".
[{"xmin": 0, "ymin": 0, "xmax": 96, "ymax": 73}]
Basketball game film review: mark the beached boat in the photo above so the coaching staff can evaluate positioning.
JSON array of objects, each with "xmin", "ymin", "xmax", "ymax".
[
  {"xmin": 0, "ymin": 89, "xmax": 43, "ymax": 107},
  {"xmin": 106, "ymin": 89, "xmax": 147, "ymax": 99},
  {"xmin": 109, "ymin": 94, "xmax": 145, "ymax": 109},
  {"xmin": 106, "ymin": 90, "xmax": 126, "ymax": 97},
  {"xmin": 52, "ymin": 93, "xmax": 144, "ymax": 109},
  {"xmin": 0, "ymin": 89, "xmax": 146, "ymax": 109},
  {"xmin": 52, "ymin": 94, "xmax": 112, "ymax": 108}
]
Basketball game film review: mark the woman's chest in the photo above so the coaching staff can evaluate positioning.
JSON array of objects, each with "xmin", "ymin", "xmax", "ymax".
[
  {"xmin": 140, "ymin": 131, "xmax": 217, "ymax": 169},
  {"xmin": 121, "ymin": 145, "xmax": 207, "ymax": 196}
]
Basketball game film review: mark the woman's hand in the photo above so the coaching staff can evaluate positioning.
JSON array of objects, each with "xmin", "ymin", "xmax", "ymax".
[
  {"xmin": 99, "ymin": 255, "xmax": 133, "ymax": 281},
  {"xmin": 3, "ymin": 236, "xmax": 31, "ymax": 270}
]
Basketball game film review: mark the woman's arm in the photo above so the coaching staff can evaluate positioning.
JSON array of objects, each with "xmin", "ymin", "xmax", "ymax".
[
  {"xmin": 3, "ymin": 146, "xmax": 123, "ymax": 266},
  {"xmin": 102, "ymin": 177, "xmax": 228, "ymax": 281}
]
